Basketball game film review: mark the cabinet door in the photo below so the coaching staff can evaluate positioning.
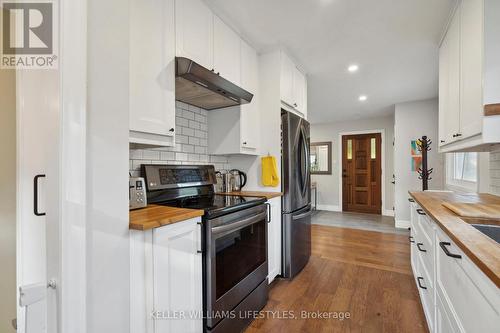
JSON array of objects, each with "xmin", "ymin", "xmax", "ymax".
[
  {"xmin": 293, "ymin": 67, "xmax": 306, "ymax": 113},
  {"xmin": 213, "ymin": 16, "xmax": 241, "ymax": 85},
  {"xmin": 240, "ymin": 40, "xmax": 259, "ymax": 151},
  {"xmin": 267, "ymin": 198, "xmax": 282, "ymax": 283},
  {"xmin": 460, "ymin": 0, "xmax": 483, "ymax": 139},
  {"xmin": 436, "ymin": 228, "xmax": 500, "ymax": 333},
  {"xmin": 130, "ymin": 0, "xmax": 175, "ymax": 137},
  {"xmin": 280, "ymin": 52, "xmax": 295, "ymax": 107},
  {"xmin": 153, "ymin": 219, "xmax": 203, "ymax": 333},
  {"xmin": 175, "ymin": 0, "xmax": 213, "ymax": 70},
  {"xmin": 439, "ymin": 7, "xmax": 461, "ymax": 145}
]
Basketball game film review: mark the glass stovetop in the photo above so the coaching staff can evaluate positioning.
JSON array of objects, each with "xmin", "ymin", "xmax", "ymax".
[{"xmin": 159, "ymin": 194, "xmax": 266, "ymax": 218}]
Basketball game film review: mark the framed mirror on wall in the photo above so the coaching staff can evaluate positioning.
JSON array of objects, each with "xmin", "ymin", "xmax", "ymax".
[{"xmin": 310, "ymin": 142, "xmax": 332, "ymax": 175}]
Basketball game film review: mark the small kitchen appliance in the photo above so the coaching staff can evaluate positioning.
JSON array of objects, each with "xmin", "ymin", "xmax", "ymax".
[
  {"xmin": 129, "ymin": 177, "xmax": 147, "ymax": 210},
  {"xmin": 229, "ymin": 169, "xmax": 247, "ymax": 191}
]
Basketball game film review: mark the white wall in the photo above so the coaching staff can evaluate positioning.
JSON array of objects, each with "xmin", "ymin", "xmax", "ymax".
[
  {"xmin": 86, "ymin": 0, "xmax": 130, "ymax": 331},
  {"xmin": 394, "ymin": 98, "xmax": 444, "ymax": 227},
  {"xmin": 310, "ymin": 115, "xmax": 395, "ymax": 214},
  {"xmin": 0, "ymin": 65, "xmax": 16, "ymax": 333}
]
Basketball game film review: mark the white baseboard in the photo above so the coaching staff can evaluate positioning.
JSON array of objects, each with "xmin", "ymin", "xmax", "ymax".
[
  {"xmin": 395, "ymin": 220, "xmax": 410, "ymax": 229},
  {"xmin": 316, "ymin": 204, "xmax": 341, "ymax": 212},
  {"xmin": 383, "ymin": 209, "xmax": 394, "ymax": 217}
]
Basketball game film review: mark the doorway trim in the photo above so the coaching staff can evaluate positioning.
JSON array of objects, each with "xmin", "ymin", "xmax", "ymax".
[{"xmin": 338, "ymin": 129, "xmax": 389, "ymax": 216}]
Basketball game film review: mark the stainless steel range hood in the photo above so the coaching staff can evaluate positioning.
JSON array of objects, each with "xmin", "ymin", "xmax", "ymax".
[{"xmin": 175, "ymin": 57, "xmax": 253, "ymax": 110}]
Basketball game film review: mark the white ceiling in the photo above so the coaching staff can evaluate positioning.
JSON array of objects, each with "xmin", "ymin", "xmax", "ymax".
[{"xmin": 206, "ymin": 0, "xmax": 456, "ymax": 124}]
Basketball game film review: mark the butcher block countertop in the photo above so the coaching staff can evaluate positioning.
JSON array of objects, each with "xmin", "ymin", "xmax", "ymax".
[
  {"xmin": 218, "ymin": 191, "xmax": 283, "ymax": 199},
  {"xmin": 409, "ymin": 191, "xmax": 500, "ymax": 287},
  {"xmin": 129, "ymin": 205, "xmax": 204, "ymax": 231}
]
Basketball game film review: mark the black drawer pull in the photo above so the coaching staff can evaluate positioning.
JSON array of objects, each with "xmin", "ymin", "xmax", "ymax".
[
  {"xmin": 409, "ymin": 236, "xmax": 415, "ymax": 243},
  {"xmin": 416, "ymin": 243, "xmax": 426, "ymax": 252},
  {"xmin": 439, "ymin": 242, "xmax": 462, "ymax": 259},
  {"xmin": 417, "ymin": 277, "xmax": 427, "ymax": 290},
  {"xmin": 416, "ymin": 208, "xmax": 426, "ymax": 216},
  {"xmin": 34, "ymin": 174, "xmax": 46, "ymax": 216},
  {"xmin": 408, "ymin": 198, "xmax": 415, "ymax": 202}
]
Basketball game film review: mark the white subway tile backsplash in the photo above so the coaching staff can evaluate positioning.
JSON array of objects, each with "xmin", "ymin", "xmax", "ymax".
[
  {"xmin": 176, "ymin": 116, "xmax": 189, "ymax": 127},
  {"xmin": 195, "ymin": 114, "xmax": 206, "ymax": 123},
  {"xmin": 189, "ymin": 120, "xmax": 201, "ymax": 130},
  {"xmin": 194, "ymin": 130, "xmax": 206, "ymax": 139},
  {"xmin": 175, "ymin": 152, "xmax": 188, "ymax": 161},
  {"xmin": 182, "ymin": 110, "xmax": 195, "ymax": 120},
  {"xmin": 182, "ymin": 127, "xmax": 195, "ymax": 137},
  {"xmin": 182, "ymin": 144, "xmax": 195, "ymax": 153},
  {"xmin": 160, "ymin": 151, "xmax": 175, "ymax": 160},
  {"xmin": 130, "ymin": 105, "xmax": 230, "ymax": 174},
  {"xmin": 189, "ymin": 137, "xmax": 200, "ymax": 146},
  {"xmin": 142, "ymin": 150, "xmax": 160, "ymax": 160}
]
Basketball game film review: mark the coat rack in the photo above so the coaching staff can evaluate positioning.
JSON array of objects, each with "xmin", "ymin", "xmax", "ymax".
[{"xmin": 416, "ymin": 136, "xmax": 433, "ymax": 191}]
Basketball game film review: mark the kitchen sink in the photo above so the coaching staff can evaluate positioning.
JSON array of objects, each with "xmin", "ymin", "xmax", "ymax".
[{"xmin": 471, "ymin": 224, "xmax": 500, "ymax": 244}]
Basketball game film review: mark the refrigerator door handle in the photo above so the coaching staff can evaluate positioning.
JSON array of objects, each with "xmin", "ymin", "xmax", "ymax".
[{"xmin": 292, "ymin": 209, "xmax": 313, "ymax": 220}]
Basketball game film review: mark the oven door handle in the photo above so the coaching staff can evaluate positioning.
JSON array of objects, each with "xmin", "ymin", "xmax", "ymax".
[{"xmin": 211, "ymin": 211, "xmax": 267, "ymax": 235}]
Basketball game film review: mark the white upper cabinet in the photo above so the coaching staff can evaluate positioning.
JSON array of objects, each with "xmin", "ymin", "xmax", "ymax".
[
  {"xmin": 293, "ymin": 66, "xmax": 307, "ymax": 115},
  {"xmin": 280, "ymin": 51, "xmax": 308, "ymax": 118},
  {"xmin": 207, "ymin": 40, "xmax": 260, "ymax": 155},
  {"xmin": 438, "ymin": 5, "xmax": 460, "ymax": 147},
  {"xmin": 175, "ymin": 0, "xmax": 214, "ymax": 70},
  {"xmin": 459, "ymin": 0, "xmax": 483, "ymax": 139},
  {"xmin": 280, "ymin": 52, "xmax": 295, "ymax": 107},
  {"xmin": 213, "ymin": 16, "xmax": 241, "ymax": 85},
  {"xmin": 240, "ymin": 40, "xmax": 259, "ymax": 151},
  {"xmin": 439, "ymin": 0, "xmax": 500, "ymax": 152},
  {"xmin": 129, "ymin": 0, "xmax": 176, "ymax": 147}
]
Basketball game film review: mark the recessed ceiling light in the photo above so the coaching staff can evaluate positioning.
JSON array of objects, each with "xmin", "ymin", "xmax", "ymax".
[
  {"xmin": 348, "ymin": 64, "xmax": 359, "ymax": 72},
  {"xmin": 359, "ymin": 95, "xmax": 367, "ymax": 101}
]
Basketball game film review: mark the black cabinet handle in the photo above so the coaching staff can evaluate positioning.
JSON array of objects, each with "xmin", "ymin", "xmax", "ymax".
[
  {"xmin": 440, "ymin": 140, "xmax": 445, "ymax": 143},
  {"xmin": 416, "ymin": 208, "xmax": 426, "ymax": 216},
  {"xmin": 416, "ymin": 243, "xmax": 426, "ymax": 252},
  {"xmin": 409, "ymin": 236, "xmax": 415, "ymax": 243},
  {"xmin": 439, "ymin": 242, "xmax": 462, "ymax": 259},
  {"xmin": 34, "ymin": 175, "xmax": 46, "ymax": 216},
  {"xmin": 408, "ymin": 198, "xmax": 415, "ymax": 202},
  {"xmin": 456, "ymin": 133, "xmax": 462, "ymax": 137},
  {"xmin": 417, "ymin": 277, "xmax": 427, "ymax": 290},
  {"xmin": 169, "ymin": 128, "xmax": 175, "ymax": 132}
]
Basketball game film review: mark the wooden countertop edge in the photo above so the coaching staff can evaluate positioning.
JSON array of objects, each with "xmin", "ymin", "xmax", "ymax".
[
  {"xmin": 409, "ymin": 191, "xmax": 500, "ymax": 288},
  {"xmin": 484, "ymin": 103, "xmax": 500, "ymax": 116},
  {"xmin": 129, "ymin": 206, "xmax": 204, "ymax": 231},
  {"xmin": 217, "ymin": 191, "xmax": 283, "ymax": 199}
]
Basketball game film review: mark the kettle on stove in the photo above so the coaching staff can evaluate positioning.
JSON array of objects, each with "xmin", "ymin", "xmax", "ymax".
[{"xmin": 229, "ymin": 169, "xmax": 247, "ymax": 192}]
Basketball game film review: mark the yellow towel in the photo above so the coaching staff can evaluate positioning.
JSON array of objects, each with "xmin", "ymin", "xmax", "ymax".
[{"xmin": 261, "ymin": 155, "xmax": 280, "ymax": 187}]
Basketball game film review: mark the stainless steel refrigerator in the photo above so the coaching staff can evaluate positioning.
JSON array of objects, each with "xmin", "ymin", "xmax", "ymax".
[{"xmin": 281, "ymin": 110, "xmax": 312, "ymax": 279}]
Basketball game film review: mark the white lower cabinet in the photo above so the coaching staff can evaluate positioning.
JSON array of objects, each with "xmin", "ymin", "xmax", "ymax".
[
  {"xmin": 267, "ymin": 197, "xmax": 282, "ymax": 284},
  {"xmin": 409, "ymin": 201, "xmax": 500, "ymax": 333},
  {"xmin": 130, "ymin": 217, "xmax": 203, "ymax": 333}
]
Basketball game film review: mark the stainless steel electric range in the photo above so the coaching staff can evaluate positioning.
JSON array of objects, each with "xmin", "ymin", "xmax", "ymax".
[{"xmin": 142, "ymin": 164, "xmax": 269, "ymax": 333}]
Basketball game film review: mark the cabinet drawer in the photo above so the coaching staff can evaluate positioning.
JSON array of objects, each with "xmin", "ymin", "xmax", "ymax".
[
  {"xmin": 436, "ymin": 293, "xmax": 461, "ymax": 333},
  {"xmin": 436, "ymin": 228, "xmax": 500, "ymax": 333},
  {"xmin": 417, "ymin": 211, "xmax": 435, "ymax": 242},
  {"xmin": 416, "ymin": 254, "xmax": 435, "ymax": 332},
  {"xmin": 415, "ymin": 224, "xmax": 434, "ymax": 286}
]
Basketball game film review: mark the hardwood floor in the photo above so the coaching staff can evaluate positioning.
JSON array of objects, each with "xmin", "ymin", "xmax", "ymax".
[{"xmin": 246, "ymin": 225, "xmax": 428, "ymax": 333}]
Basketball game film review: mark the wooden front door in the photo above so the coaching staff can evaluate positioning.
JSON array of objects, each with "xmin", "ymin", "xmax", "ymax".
[{"xmin": 342, "ymin": 133, "xmax": 382, "ymax": 214}]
